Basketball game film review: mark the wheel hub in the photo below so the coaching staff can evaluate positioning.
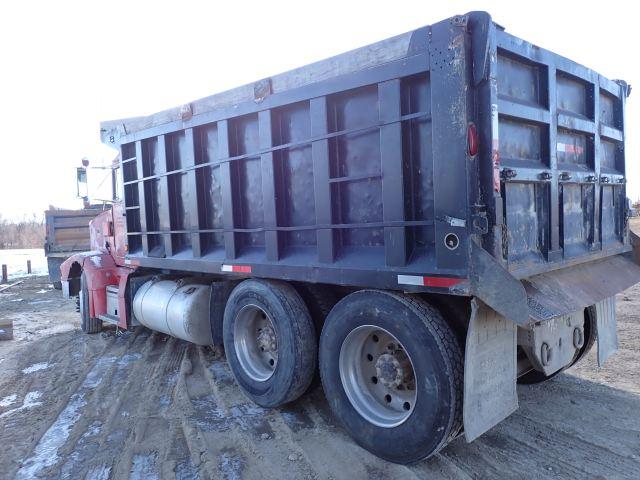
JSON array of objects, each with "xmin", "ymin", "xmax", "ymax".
[
  {"xmin": 375, "ymin": 350, "xmax": 412, "ymax": 389},
  {"xmin": 339, "ymin": 325, "xmax": 417, "ymax": 428},
  {"xmin": 257, "ymin": 326, "xmax": 277, "ymax": 352},
  {"xmin": 234, "ymin": 304, "xmax": 278, "ymax": 382}
]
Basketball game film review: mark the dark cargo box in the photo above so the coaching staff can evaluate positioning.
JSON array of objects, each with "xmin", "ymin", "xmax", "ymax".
[{"xmin": 101, "ymin": 12, "xmax": 633, "ymax": 323}]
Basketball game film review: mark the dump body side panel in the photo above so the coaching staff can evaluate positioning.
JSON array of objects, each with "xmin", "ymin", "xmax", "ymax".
[{"xmin": 110, "ymin": 16, "xmax": 476, "ymax": 294}]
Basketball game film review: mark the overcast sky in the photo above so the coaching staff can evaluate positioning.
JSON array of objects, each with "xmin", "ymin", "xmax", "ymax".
[{"xmin": 0, "ymin": 0, "xmax": 637, "ymax": 220}]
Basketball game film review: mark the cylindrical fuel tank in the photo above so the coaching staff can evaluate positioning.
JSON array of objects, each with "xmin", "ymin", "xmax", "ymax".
[{"xmin": 133, "ymin": 279, "xmax": 213, "ymax": 345}]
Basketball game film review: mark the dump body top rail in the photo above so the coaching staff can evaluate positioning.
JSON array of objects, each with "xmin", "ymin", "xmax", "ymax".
[{"xmin": 102, "ymin": 11, "xmax": 630, "ymax": 297}]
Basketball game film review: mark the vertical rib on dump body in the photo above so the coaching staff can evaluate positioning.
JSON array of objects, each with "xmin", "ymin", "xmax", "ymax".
[{"xmin": 102, "ymin": 11, "xmax": 632, "ymax": 302}]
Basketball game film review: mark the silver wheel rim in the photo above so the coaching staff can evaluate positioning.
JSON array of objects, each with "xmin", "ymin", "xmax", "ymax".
[
  {"xmin": 339, "ymin": 325, "xmax": 417, "ymax": 428},
  {"xmin": 234, "ymin": 304, "xmax": 278, "ymax": 382}
]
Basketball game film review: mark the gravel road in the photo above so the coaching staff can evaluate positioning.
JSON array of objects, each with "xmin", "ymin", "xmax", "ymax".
[{"xmin": 1, "ymin": 248, "xmax": 639, "ymax": 479}]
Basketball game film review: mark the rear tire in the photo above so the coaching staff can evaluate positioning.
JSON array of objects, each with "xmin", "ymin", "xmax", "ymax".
[
  {"xmin": 294, "ymin": 284, "xmax": 340, "ymax": 391},
  {"xmin": 223, "ymin": 279, "xmax": 316, "ymax": 408},
  {"xmin": 294, "ymin": 284, "xmax": 340, "ymax": 336},
  {"xmin": 319, "ymin": 290, "xmax": 463, "ymax": 464},
  {"xmin": 80, "ymin": 273, "xmax": 102, "ymax": 334}
]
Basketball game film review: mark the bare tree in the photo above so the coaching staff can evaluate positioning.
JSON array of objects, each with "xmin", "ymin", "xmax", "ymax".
[{"xmin": 0, "ymin": 213, "xmax": 45, "ymax": 249}]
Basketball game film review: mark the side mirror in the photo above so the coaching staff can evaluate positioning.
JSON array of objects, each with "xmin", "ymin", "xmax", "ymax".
[{"xmin": 76, "ymin": 167, "xmax": 88, "ymax": 199}]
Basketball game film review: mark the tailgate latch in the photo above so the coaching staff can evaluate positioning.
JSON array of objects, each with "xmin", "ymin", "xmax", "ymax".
[{"xmin": 471, "ymin": 214, "xmax": 488, "ymax": 234}]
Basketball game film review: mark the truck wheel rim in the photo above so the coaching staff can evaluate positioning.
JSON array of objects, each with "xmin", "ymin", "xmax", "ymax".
[
  {"xmin": 234, "ymin": 304, "xmax": 278, "ymax": 382},
  {"xmin": 339, "ymin": 325, "xmax": 417, "ymax": 428}
]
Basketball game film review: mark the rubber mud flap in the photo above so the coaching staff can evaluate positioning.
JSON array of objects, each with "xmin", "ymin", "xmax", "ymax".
[
  {"xmin": 464, "ymin": 299, "xmax": 518, "ymax": 442},
  {"xmin": 595, "ymin": 296, "xmax": 618, "ymax": 367}
]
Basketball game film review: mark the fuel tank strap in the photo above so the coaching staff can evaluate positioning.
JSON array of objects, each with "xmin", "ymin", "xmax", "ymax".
[{"xmin": 522, "ymin": 253, "xmax": 640, "ymax": 323}]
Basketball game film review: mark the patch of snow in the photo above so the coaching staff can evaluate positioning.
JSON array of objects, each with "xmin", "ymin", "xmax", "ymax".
[
  {"xmin": 130, "ymin": 453, "xmax": 159, "ymax": 480},
  {"xmin": 15, "ymin": 356, "xmax": 116, "ymax": 479},
  {"xmin": 118, "ymin": 352, "xmax": 143, "ymax": 366},
  {"xmin": 36, "ymin": 289, "xmax": 48, "ymax": 294},
  {"xmin": 28, "ymin": 300, "xmax": 53, "ymax": 305},
  {"xmin": 0, "ymin": 391, "xmax": 42, "ymax": 419},
  {"xmin": 0, "ymin": 248, "xmax": 47, "ymax": 280},
  {"xmin": 86, "ymin": 464, "xmax": 112, "ymax": 480},
  {"xmin": 0, "ymin": 393, "xmax": 18, "ymax": 407},
  {"xmin": 22, "ymin": 362, "xmax": 52, "ymax": 374},
  {"xmin": 82, "ymin": 421, "xmax": 102, "ymax": 438},
  {"xmin": 90, "ymin": 255, "xmax": 103, "ymax": 267}
]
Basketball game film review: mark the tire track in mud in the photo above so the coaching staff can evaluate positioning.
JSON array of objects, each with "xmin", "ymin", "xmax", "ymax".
[
  {"xmin": 175, "ymin": 345, "xmax": 244, "ymax": 480},
  {"xmin": 502, "ymin": 413, "xmax": 639, "ymax": 478},
  {"xmin": 197, "ymin": 347, "xmax": 466, "ymax": 480},
  {"xmin": 4, "ymin": 327, "xmax": 148, "ymax": 478},
  {"xmin": 516, "ymin": 380, "xmax": 640, "ymax": 459},
  {"xmin": 3, "ymin": 311, "xmax": 640, "ymax": 479},
  {"xmin": 12, "ymin": 329, "xmax": 141, "ymax": 479},
  {"xmin": 100, "ymin": 330, "xmax": 186, "ymax": 479},
  {"xmin": 200, "ymin": 346, "xmax": 321, "ymax": 480},
  {"xmin": 54, "ymin": 328, "xmax": 158, "ymax": 479},
  {"xmin": 268, "ymin": 387, "xmax": 423, "ymax": 480},
  {"xmin": 0, "ymin": 332, "xmax": 118, "ymax": 478},
  {"xmin": 179, "ymin": 345, "xmax": 316, "ymax": 479}
]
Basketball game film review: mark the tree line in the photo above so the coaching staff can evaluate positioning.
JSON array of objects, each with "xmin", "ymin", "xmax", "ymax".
[{"xmin": 0, "ymin": 214, "xmax": 45, "ymax": 249}]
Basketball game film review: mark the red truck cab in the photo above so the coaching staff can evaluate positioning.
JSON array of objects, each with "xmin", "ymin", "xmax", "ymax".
[{"xmin": 60, "ymin": 203, "xmax": 136, "ymax": 330}]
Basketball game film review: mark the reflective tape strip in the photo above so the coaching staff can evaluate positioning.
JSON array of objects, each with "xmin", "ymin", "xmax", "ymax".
[
  {"xmin": 557, "ymin": 143, "xmax": 584, "ymax": 154},
  {"xmin": 221, "ymin": 265, "xmax": 252, "ymax": 273},
  {"xmin": 397, "ymin": 275, "xmax": 424, "ymax": 286},
  {"xmin": 397, "ymin": 275, "xmax": 463, "ymax": 288}
]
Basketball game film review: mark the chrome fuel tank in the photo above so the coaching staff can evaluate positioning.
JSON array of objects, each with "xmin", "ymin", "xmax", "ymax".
[{"xmin": 132, "ymin": 279, "xmax": 212, "ymax": 345}]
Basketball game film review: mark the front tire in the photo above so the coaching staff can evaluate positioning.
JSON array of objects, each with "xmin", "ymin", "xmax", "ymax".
[
  {"xmin": 223, "ymin": 279, "xmax": 316, "ymax": 408},
  {"xmin": 319, "ymin": 290, "xmax": 463, "ymax": 464},
  {"xmin": 80, "ymin": 273, "xmax": 102, "ymax": 334}
]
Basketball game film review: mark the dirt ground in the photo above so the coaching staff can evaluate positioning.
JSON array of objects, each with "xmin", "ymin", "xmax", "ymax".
[{"xmin": 1, "ymin": 235, "xmax": 640, "ymax": 479}]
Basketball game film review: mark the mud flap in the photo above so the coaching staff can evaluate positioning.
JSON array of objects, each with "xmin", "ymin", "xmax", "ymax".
[
  {"xmin": 463, "ymin": 299, "xmax": 518, "ymax": 442},
  {"xmin": 595, "ymin": 296, "xmax": 618, "ymax": 367}
]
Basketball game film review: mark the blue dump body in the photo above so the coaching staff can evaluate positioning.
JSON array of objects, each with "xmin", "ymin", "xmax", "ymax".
[{"xmin": 100, "ymin": 12, "xmax": 635, "ymax": 322}]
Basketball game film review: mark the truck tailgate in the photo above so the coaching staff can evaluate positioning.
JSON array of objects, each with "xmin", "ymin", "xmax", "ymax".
[
  {"xmin": 45, "ymin": 209, "xmax": 101, "ymax": 255},
  {"xmin": 494, "ymin": 29, "xmax": 629, "ymax": 277}
]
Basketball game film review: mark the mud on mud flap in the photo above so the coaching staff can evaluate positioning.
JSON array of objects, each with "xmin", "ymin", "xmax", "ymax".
[
  {"xmin": 595, "ymin": 296, "xmax": 618, "ymax": 367},
  {"xmin": 463, "ymin": 299, "xmax": 518, "ymax": 442}
]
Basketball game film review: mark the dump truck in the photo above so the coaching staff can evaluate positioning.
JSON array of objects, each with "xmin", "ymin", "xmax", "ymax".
[
  {"xmin": 46, "ymin": 159, "xmax": 120, "ymax": 288},
  {"xmin": 60, "ymin": 11, "xmax": 640, "ymax": 464},
  {"xmin": 44, "ymin": 208, "xmax": 104, "ymax": 289}
]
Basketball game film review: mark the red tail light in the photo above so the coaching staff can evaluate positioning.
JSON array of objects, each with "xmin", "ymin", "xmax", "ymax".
[{"xmin": 468, "ymin": 123, "xmax": 479, "ymax": 157}]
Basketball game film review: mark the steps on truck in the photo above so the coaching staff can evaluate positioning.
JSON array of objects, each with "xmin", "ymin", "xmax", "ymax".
[{"xmin": 98, "ymin": 314, "xmax": 120, "ymax": 325}]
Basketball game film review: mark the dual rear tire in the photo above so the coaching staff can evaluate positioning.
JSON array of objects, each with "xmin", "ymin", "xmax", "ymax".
[
  {"xmin": 320, "ymin": 290, "xmax": 463, "ymax": 464},
  {"xmin": 223, "ymin": 281, "xmax": 463, "ymax": 464},
  {"xmin": 223, "ymin": 279, "xmax": 317, "ymax": 408}
]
